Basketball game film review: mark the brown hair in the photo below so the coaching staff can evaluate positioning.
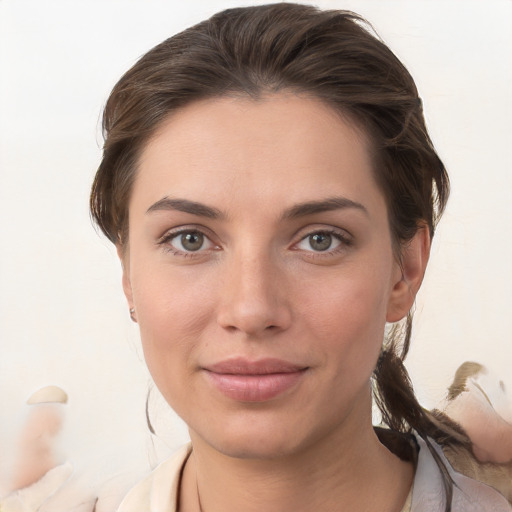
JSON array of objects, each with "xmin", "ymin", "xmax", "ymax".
[{"xmin": 90, "ymin": 4, "xmax": 467, "ymax": 509}]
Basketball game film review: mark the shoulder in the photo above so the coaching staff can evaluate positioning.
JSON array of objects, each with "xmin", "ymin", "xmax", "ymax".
[
  {"xmin": 412, "ymin": 436, "xmax": 511, "ymax": 512},
  {"xmin": 115, "ymin": 444, "xmax": 191, "ymax": 512}
]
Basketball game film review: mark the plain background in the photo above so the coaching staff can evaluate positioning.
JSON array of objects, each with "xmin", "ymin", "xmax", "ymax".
[{"xmin": 1, "ymin": 0, "xmax": 511, "ymax": 485}]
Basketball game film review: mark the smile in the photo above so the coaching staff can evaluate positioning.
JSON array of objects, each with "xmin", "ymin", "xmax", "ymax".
[{"xmin": 203, "ymin": 358, "xmax": 309, "ymax": 402}]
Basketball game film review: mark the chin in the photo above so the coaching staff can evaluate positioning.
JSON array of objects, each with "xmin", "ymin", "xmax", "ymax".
[
  {"xmin": 206, "ymin": 432, "xmax": 304, "ymax": 460},
  {"xmin": 189, "ymin": 408, "xmax": 333, "ymax": 461}
]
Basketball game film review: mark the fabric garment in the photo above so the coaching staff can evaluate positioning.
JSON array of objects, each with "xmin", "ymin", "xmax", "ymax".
[
  {"xmin": 413, "ymin": 438, "xmax": 510, "ymax": 511},
  {"xmin": 443, "ymin": 442, "xmax": 512, "ymax": 504},
  {"xmin": 115, "ymin": 436, "xmax": 511, "ymax": 512}
]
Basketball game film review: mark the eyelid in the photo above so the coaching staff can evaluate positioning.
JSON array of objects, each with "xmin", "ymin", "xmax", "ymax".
[
  {"xmin": 292, "ymin": 224, "xmax": 353, "ymax": 243},
  {"xmin": 290, "ymin": 225, "xmax": 354, "ymax": 254},
  {"xmin": 157, "ymin": 225, "xmax": 221, "ymax": 256},
  {"xmin": 156, "ymin": 223, "xmax": 353, "ymax": 258}
]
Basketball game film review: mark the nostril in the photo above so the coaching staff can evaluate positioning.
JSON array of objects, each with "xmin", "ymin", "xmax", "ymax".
[{"xmin": 216, "ymin": 290, "xmax": 292, "ymax": 335}]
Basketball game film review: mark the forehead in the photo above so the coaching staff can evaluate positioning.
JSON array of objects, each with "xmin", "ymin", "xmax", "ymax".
[{"xmin": 132, "ymin": 93, "xmax": 385, "ymax": 218}]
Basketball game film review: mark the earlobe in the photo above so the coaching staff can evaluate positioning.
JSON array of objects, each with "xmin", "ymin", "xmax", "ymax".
[{"xmin": 386, "ymin": 226, "xmax": 431, "ymax": 323}]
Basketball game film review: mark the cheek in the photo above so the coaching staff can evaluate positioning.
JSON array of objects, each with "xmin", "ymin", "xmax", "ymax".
[
  {"xmin": 130, "ymin": 264, "xmax": 217, "ymax": 391},
  {"xmin": 297, "ymin": 263, "xmax": 391, "ymax": 366}
]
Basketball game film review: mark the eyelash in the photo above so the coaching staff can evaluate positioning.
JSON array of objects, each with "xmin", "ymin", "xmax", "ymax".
[
  {"xmin": 157, "ymin": 226, "xmax": 353, "ymax": 258},
  {"xmin": 157, "ymin": 227, "xmax": 218, "ymax": 258},
  {"xmin": 294, "ymin": 229, "xmax": 353, "ymax": 258}
]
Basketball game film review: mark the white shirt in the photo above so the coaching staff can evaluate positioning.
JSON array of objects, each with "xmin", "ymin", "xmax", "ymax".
[{"xmin": 116, "ymin": 437, "xmax": 511, "ymax": 512}]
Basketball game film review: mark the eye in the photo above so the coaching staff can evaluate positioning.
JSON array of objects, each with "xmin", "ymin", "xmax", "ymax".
[
  {"xmin": 162, "ymin": 229, "xmax": 217, "ymax": 254},
  {"xmin": 297, "ymin": 231, "xmax": 346, "ymax": 252}
]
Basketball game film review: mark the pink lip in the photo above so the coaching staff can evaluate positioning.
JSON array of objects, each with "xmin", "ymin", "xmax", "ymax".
[{"xmin": 203, "ymin": 358, "xmax": 308, "ymax": 402}]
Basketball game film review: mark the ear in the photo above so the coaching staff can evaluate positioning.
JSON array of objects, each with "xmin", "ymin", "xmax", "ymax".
[
  {"xmin": 116, "ymin": 244, "xmax": 134, "ymax": 308},
  {"xmin": 386, "ymin": 225, "xmax": 431, "ymax": 323}
]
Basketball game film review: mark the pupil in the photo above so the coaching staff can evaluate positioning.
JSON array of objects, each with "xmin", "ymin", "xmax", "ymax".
[
  {"xmin": 310, "ymin": 233, "xmax": 331, "ymax": 251},
  {"xmin": 182, "ymin": 232, "xmax": 203, "ymax": 251}
]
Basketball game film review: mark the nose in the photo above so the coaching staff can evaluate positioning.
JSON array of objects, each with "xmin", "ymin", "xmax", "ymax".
[{"xmin": 216, "ymin": 251, "xmax": 292, "ymax": 337}]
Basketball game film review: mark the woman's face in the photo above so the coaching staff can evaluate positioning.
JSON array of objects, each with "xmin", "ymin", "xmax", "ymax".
[{"xmin": 122, "ymin": 94, "xmax": 414, "ymax": 459}]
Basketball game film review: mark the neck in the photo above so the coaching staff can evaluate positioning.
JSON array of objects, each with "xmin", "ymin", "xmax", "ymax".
[{"xmin": 179, "ymin": 400, "xmax": 413, "ymax": 512}]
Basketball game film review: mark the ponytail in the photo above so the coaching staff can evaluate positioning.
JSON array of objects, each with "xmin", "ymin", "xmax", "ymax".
[{"xmin": 373, "ymin": 314, "xmax": 473, "ymax": 512}]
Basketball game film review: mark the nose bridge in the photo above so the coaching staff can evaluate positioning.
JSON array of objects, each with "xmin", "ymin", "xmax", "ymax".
[{"xmin": 217, "ymin": 243, "xmax": 291, "ymax": 336}]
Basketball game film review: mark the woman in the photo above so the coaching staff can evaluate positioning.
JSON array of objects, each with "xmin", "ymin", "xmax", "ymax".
[
  {"xmin": 87, "ymin": 3, "xmax": 510, "ymax": 511},
  {"xmin": 1, "ymin": 3, "xmax": 509, "ymax": 512}
]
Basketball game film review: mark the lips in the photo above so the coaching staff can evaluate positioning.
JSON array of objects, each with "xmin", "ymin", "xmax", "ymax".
[{"xmin": 203, "ymin": 358, "xmax": 308, "ymax": 402}]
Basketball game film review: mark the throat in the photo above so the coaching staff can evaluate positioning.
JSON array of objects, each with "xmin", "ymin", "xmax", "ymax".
[{"xmin": 178, "ymin": 430, "xmax": 415, "ymax": 512}]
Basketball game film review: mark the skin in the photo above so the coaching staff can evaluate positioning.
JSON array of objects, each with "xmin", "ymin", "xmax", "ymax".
[{"xmin": 120, "ymin": 93, "xmax": 430, "ymax": 512}]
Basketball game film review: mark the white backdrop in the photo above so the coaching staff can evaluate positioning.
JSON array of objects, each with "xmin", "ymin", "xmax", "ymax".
[{"xmin": 1, "ymin": 0, "xmax": 511, "ymax": 485}]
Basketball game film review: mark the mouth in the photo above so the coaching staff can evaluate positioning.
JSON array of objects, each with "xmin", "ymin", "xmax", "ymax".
[{"xmin": 202, "ymin": 358, "xmax": 309, "ymax": 402}]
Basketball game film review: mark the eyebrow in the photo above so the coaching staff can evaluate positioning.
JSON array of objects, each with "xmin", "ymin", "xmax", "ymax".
[
  {"xmin": 146, "ymin": 195, "xmax": 367, "ymax": 220},
  {"xmin": 146, "ymin": 197, "xmax": 224, "ymax": 219},
  {"xmin": 281, "ymin": 197, "xmax": 368, "ymax": 219}
]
